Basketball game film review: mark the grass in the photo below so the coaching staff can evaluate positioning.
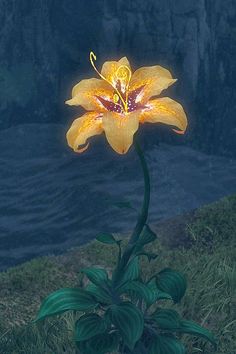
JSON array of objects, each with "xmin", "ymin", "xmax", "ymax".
[{"xmin": 0, "ymin": 195, "xmax": 235, "ymax": 353}]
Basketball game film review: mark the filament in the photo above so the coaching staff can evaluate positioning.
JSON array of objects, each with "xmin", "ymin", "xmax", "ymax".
[{"xmin": 89, "ymin": 51, "xmax": 129, "ymax": 113}]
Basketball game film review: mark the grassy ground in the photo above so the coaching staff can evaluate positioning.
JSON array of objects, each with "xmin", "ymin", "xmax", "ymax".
[{"xmin": 0, "ymin": 195, "xmax": 235, "ymax": 354}]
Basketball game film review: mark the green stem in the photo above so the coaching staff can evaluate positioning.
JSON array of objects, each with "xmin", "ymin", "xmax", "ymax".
[{"xmin": 112, "ymin": 140, "xmax": 150, "ymax": 286}]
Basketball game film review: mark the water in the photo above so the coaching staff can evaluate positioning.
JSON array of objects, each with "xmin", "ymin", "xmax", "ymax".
[{"xmin": 0, "ymin": 124, "xmax": 235, "ymax": 270}]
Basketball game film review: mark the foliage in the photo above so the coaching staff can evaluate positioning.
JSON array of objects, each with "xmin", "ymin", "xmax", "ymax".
[
  {"xmin": 186, "ymin": 194, "xmax": 236, "ymax": 247},
  {"xmin": 0, "ymin": 195, "xmax": 235, "ymax": 353},
  {"xmin": 32, "ymin": 224, "xmax": 216, "ymax": 353}
]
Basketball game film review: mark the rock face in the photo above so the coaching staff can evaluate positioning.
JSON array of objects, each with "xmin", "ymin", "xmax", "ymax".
[
  {"xmin": 0, "ymin": 124, "xmax": 236, "ymax": 270},
  {"xmin": 0, "ymin": 0, "xmax": 235, "ymax": 156}
]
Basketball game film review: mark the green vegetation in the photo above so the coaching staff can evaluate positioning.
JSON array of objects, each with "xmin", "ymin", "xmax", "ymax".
[{"xmin": 0, "ymin": 195, "xmax": 235, "ymax": 353}]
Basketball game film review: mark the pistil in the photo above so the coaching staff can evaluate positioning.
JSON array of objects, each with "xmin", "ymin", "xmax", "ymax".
[{"xmin": 89, "ymin": 51, "xmax": 131, "ymax": 114}]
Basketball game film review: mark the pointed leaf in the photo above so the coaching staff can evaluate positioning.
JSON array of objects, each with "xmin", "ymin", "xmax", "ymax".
[
  {"xmin": 149, "ymin": 335, "xmax": 186, "ymax": 354},
  {"xmin": 35, "ymin": 288, "xmax": 98, "ymax": 322},
  {"xmin": 75, "ymin": 313, "xmax": 107, "ymax": 341},
  {"xmin": 77, "ymin": 331, "xmax": 120, "ymax": 354},
  {"xmin": 146, "ymin": 278, "xmax": 172, "ymax": 306},
  {"xmin": 134, "ymin": 224, "xmax": 157, "ymax": 255},
  {"xmin": 151, "ymin": 309, "xmax": 181, "ymax": 330},
  {"xmin": 109, "ymin": 302, "xmax": 144, "ymax": 351},
  {"xmin": 139, "ymin": 224, "xmax": 157, "ymax": 245},
  {"xmin": 118, "ymin": 256, "xmax": 139, "ymax": 288},
  {"xmin": 85, "ymin": 283, "xmax": 112, "ymax": 304},
  {"xmin": 178, "ymin": 320, "xmax": 217, "ymax": 348},
  {"xmin": 156, "ymin": 268, "xmax": 187, "ymax": 303},
  {"xmin": 117, "ymin": 280, "xmax": 154, "ymax": 304},
  {"xmin": 96, "ymin": 233, "xmax": 118, "ymax": 245},
  {"xmin": 81, "ymin": 267, "xmax": 108, "ymax": 287}
]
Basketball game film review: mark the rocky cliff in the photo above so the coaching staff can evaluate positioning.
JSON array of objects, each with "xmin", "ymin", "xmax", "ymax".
[
  {"xmin": 0, "ymin": 123, "xmax": 236, "ymax": 269},
  {"xmin": 0, "ymin": 0, "xmax": 235, "ymax": 156}
]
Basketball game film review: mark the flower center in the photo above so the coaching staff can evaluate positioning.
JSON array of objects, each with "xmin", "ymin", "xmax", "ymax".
[
  {"xmin": 90, "ymin": 51, "xmax": 131, "ymax": 114},
  {"xmin": 90, "ymin": 52, "xmax": 147, "ymax": 115}
]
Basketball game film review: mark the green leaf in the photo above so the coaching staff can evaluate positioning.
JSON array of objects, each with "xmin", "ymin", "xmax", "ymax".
[
  {"xmin": 75, "ymin": 313, "xmax": 107, "ymax": 341},
  {"xmin": 117, "ymin": 256, "xmax": 139, "ymax": 288},
  {"xmin": 149, "ymin": 314, "xmax": 216, "ymax": 349},
  {"xmin": 149, "ymin": 335, "xmax": 186, "ymax": 354},
  {"xmin": 85, "ymin": 283, "xmax": 112, "ymax": 304},
  {"xmin": 178, "ymin": 320, "xmax": 217, "ymax": 349},
  {"xmin": 77, "ymin": 331, "xmax": 120, "ymax": 354},
  {"xmin": 146, "ymin": 278, "xmax": 172, "ymax": 306},
  {"xmin": 109, "ymin": 302, "xmax": 144, "ymax": 351},
  {"xmin": 81, "ymin": 267, "xmax": 108, "ymax": 287},
  {"xmin": 96, "ymin": 233, "xmax": 118, "ymax": 245},
  {"xmin": 35, "ymin": 288, "xmax": 98, "ymax": 322},
  {"xmin": 134, "ymin": 225, "xmax": 157, "ymax": 253},
  {"xmin": 151, "ymin": 309, "xmax": 181, "ymax": 330},
  {"xmin": 117, "ymin": 280, "xmax": 154, "ymax": 304},
  {"xmin": 156, "ymin": 268, "xmax": 187, "ymax": 303}
]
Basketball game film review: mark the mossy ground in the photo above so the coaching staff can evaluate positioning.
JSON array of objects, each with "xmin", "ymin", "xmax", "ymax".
[{"xmin": 0, "ymin": 195, "xmax": 235, "ymax": 353}]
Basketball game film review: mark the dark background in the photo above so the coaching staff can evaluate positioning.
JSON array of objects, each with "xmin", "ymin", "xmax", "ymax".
[
  {"xmin": 0, "ymin": 0, "xmax": 236, "ymax": 156},
  {"xmin": 0, "ymin": 0, "xmax": 236, "ymax": 270}
]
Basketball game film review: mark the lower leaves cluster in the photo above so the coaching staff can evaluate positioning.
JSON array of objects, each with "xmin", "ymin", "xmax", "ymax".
[{"xmin": 35, "ymin": 226, "xmax": 216, "ymax": 354}]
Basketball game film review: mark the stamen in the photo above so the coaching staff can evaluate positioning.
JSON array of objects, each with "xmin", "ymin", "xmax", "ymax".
[
  {"xmin": 116, "ymin": 65, "xmax": 131, "ymax": 113},
  {"xmin": 89, "ymin": 51, "xmax": 129, "ymax": 114},
  {"xmin": 113, "ymin": 93, "xmax": 119, "ymax": 103},
  {"xmin": 90, "ymin": 52, "xmax": 108, "ymax": 84},
  {"xmin": 116, "ymin": 65, "xmax": 131, "ymax": 86}
]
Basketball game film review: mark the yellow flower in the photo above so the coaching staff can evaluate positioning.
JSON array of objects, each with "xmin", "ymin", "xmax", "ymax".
[{"xmin": 66, "ymin": 52, "xmax": 187, "ymax": 154}]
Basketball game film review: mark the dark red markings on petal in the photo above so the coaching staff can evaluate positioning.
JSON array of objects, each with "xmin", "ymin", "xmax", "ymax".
[
  {"xmin": 95, "ymin": 85, "xmax": 146, "ymax": 114},
  {"xmin": 95, "ymin": 95, "xmax": 122, "ymax": 113},
  {"xmin": 116, "ymin": 79, "xmax": 122, "ymax": 92},
  {"xmin": 128, "ymin": 85, "xmax": 145, "ymax": 101},
  {"xmin": 115, "ymin": 79, "xmax": 127, "ymax": 108},
  {"xmin": 127, "ymin": 85, "xmax": 146, "ymax": 112}
]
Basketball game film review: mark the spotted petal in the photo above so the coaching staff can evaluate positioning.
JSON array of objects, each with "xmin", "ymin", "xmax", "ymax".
[
  {"xmin": 129, "ymin": 65, "xmax": 177, "ymax": 105},
  {"xmin": 66, "ymin": 112, "xmax": 103, "ymax": 153},
  {"xmin": 65, "ymin": 78, "xmax": 113, "ymax": 112},
  {"xmin": 102, "ymin": 111, "xmax": 140, "ymax": 154},
  {"xmin": 140, "ymin": 97, "xmax": 187, "ymax": 134}
]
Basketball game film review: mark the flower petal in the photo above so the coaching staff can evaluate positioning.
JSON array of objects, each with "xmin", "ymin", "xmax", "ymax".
[
  {"xmin": 102, "ymin": 112, "xmax": 140, "ymax": 154},
  {"xmin": 129, "ymin": 65, "xmax": 177, "ymax": 104},
  {"xmin": 101, "ymin": 57, "xmax": 131, "ymax": 88},
  {"xmin": 140, "ymin": 97, "xmax": 187, "ymax": 134},
  {"xmin": 66, "ymin": 112, "xmax": 103, "ymax": 153},
  {"xmin": 65, "ymin": 78, "xmax": 113, "ymax": 112}
]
